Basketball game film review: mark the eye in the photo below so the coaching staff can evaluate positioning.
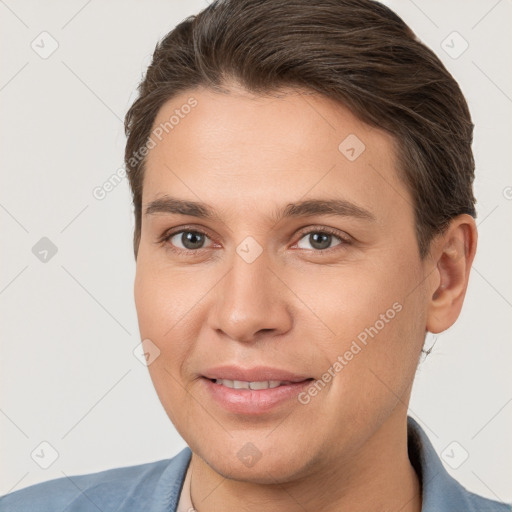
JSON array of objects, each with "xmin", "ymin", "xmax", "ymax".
[
  {"xmin": 295, "ymin": 228, "xmax": 347, "ymax": 251},
  {"xmin": 159, "ymin": 226, "xmax": 350, "ymax": 254},
  {"xmin": 161, "ymin": 229, "xmax": 214, "ymax": 252}
]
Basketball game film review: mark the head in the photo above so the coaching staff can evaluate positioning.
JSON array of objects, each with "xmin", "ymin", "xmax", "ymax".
[{"xmin": 126, "ymin": 0, "xmax": 477, "ymax": 483}]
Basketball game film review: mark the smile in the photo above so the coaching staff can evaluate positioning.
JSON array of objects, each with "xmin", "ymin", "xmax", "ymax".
[{"xmin": 212, "ymin": 379, "xmax": 294, "ymax": 390}]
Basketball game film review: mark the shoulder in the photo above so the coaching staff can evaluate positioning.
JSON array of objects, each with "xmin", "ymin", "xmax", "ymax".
[
  {"xmin": 407, "ymin": 416, "xmax": 511, "ymax": 512},
  {"xmin": 0, "ymin": 447, "xmax": 192, "ymax": 512}
]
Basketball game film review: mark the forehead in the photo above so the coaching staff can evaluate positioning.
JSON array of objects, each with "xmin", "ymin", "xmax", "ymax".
[{"xmin": 142, "ymin": 86, "xmax": 411, "ymax": 223}]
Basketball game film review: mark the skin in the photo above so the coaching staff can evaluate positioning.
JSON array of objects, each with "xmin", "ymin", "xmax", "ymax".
[{"xmin": 134, "ymin": 84, "xmax": 477, "ymax": 512}]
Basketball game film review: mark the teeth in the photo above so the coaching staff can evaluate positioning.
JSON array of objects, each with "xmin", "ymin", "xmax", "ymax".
[
  {"xmin": 214, "ymin": 379, "xmax": 285, "ymax": 389},
  {"xmin": 249, "ymin": 381, "xmax": 268, "ymax": 390}
]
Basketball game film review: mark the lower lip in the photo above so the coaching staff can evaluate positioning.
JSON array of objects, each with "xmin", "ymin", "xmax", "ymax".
[{"xmin": 202, "ymin": 378, "xmax": 313, "ymax": 415}]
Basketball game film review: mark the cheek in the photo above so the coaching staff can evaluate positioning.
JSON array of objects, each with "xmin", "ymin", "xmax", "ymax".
[
  {"xmin": 133, "ymin": 257, "xmax": 210, "ymax": 416},
  {"xmin": 134, "ymin": 252, "xmax": 201, "ymax": 339},
  {"xmin": 134, "ymin": 269, "xmax": 194, "ymax": 435},
  {"xmin": 134, "ymin": 263, "xmax": 187, "ymax": 384},
  {"xmin": 297, "ymin": 249, "xmax": 426, "ymax": 399},
  {"xmin": 323, "ymin": 294, "xmax": 424, "ymax": 443}
]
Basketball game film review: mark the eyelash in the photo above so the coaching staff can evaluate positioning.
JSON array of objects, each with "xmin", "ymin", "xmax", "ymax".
[{"xmin": 157, "ymin": 225, "xmax": 351, "ymax": 256}]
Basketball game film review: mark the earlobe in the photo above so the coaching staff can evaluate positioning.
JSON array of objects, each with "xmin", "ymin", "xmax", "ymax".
[{"xmin": 426, "ymin": 215, "xmax": 478, "ymax": 334}]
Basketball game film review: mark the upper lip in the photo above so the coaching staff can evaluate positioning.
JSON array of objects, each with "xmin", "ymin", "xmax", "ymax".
[{"xmin": 202, "ymin": 365, "xmax": 312, "ymax": 383}]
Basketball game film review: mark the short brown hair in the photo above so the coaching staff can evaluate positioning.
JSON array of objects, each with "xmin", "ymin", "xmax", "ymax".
[{"xmin": 124, "ymin": 0, "xmax": 476, "ymax": 259}]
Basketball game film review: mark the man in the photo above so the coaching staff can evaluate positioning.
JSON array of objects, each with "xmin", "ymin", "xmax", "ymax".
[{"xmin": 1, "ymin": 0, "xmax": 509, "ymax": 510}]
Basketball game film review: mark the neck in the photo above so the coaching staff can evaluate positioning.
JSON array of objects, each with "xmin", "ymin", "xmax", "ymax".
[{"xmin": 188, "ymin": 411, "xmax": 421, "ymax": 512}]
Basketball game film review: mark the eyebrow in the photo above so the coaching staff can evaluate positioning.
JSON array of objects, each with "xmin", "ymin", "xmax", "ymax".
[{"xmin": 144, "ymin": 195, "xmax": 375, "ymax": 223}]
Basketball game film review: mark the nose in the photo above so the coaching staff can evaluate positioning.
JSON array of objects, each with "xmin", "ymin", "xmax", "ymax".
[{"xmin": 208, "ymin": 250, "xmax": 293, "ymax": 344}]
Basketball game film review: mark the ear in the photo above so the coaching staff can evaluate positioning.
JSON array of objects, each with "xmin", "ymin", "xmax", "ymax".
[{"xmin": 426, "ymin": 214, "xmax": 478, "ymax": 334}]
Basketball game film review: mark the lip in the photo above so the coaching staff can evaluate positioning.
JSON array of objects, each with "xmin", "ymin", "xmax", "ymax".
[
  {"xmin": 200, "ymin": 365, "xmax": 314, "ymax": 415},
  {"xmin": 201, "ymin": 365, "xmax": 312, "ymax": 383}
]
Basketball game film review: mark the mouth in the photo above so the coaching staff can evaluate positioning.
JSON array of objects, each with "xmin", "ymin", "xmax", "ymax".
[
  {"xmin": 201, "ymin": 376, "xmax": 315, "ymax": 414},
  {"xmin": 207, "ymin": 378, "xmax": 313, "ymax": 390}
]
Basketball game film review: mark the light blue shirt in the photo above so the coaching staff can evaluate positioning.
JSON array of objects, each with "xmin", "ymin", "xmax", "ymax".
[{"xmin": 1, "ymin": 416, "xmax": 510, "ymax": 511}]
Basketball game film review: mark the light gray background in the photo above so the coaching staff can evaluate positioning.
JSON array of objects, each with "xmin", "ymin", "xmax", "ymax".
[{"xmin": 1, "ymin": 0, "xmax": 511, "ymax": 503}]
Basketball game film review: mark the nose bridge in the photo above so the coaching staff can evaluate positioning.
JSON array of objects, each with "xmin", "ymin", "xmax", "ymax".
[{"xmin": 210, "ymin": 246, "xmax": 291, "ymax": 343}]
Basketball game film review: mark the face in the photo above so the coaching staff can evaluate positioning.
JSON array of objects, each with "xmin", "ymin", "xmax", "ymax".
[{"xmin": 134, "ymin": 85, "xmax": 430, "ymax": 483}]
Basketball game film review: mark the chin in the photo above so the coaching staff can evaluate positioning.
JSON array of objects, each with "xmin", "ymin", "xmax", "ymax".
[{"xmin": 196, "ymin": 439, "xmax": 317, "ymax": 485}]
